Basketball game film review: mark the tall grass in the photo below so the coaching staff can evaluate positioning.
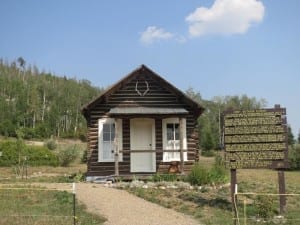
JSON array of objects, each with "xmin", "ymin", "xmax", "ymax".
[{"xmin": 188, "ymin": 154, "xmax": 228, "ymax": 186}]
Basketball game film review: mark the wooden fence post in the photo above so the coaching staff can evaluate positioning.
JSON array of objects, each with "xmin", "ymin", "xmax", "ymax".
[{"xmin": 278, "ymin": 169, "xmax": 286, "ymax": 214}]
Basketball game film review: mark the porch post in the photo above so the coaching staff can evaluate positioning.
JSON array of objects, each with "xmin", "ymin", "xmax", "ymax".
[
  {"xmin": 179, "ymin": 117, "xmax": 184, "ymax": 175},
  {"xmin": 114, "ymin": 118, "xmax": 119, "ymax": 176}
]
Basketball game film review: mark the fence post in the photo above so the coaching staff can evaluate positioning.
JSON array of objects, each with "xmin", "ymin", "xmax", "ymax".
[
  {"xmin": 231, "ymin": 169, "xmax": 238, "ymax": 225},
  {"xmin": 244, "ymin": 199, "xmax": 247, "ymax": 225},
  {"xmin": 73, "ymin": 183, "xmax": 76, "ymax": 225},
  {"xmin": 278, "ymin": 170, "xmax": 286, "ymax": 214}
]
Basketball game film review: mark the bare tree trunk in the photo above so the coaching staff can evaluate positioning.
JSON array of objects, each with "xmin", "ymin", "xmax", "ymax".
[
  {"xmin": 33, "ymin": 112, "xmax": 36, "ymax": 128},
  {"xmin": 74, "ymin": 108, "xmax": 79, "ymax": 135},
  {"xmin": 41, "ymin": 90, "xmax": 46, "ymax": 121}
]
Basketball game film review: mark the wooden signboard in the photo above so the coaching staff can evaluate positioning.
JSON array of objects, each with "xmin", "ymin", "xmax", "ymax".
[
  {"xmin": 223, "ymin": 105, "xmax": 289, "ymax": 218},
  {"xmin": 224, "ymin": 107, "xmax": 288, "ymax": 169}
]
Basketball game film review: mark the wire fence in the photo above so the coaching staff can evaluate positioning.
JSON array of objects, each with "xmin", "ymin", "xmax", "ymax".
[
  {"xmin": 233, "ymin": 192, "xmax": 300, "ymax": 225},
  {"xmin": 0, "ymin": 184, "xmax": 104, "ymax": 225}
]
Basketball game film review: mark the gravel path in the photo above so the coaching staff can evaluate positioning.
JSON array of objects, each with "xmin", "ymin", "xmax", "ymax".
[{"xmin": 34, "ymin": 183, "xmax": 200, "ymax": 225}]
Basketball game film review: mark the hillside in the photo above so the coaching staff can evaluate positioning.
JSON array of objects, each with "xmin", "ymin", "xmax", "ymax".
[
  {"xmin": 0, "ymin": 58, "xmax": 102, "ymax": 139},
  {"xmin": 0, "ymin": 58, "xmax": 274, "ymax": 150}
]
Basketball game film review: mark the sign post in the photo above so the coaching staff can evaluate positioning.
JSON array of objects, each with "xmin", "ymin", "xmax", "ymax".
[{"xmin": 223, "ymin": 105, "xmax": 289, "ymax": 217}]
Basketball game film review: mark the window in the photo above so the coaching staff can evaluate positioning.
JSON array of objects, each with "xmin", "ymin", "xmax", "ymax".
[
  {"xmin": 163, "ymin": 118, "xmax": 187, "ymax": 162},
  {"xmin": 98, "ymin": 118, "xmax": 122, "ymax": 162}
]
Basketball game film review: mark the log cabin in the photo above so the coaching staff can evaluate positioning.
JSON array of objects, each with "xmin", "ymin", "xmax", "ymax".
[{"xmin": 82, "ymin": 65, "xmax": 204, "ymax": 181}]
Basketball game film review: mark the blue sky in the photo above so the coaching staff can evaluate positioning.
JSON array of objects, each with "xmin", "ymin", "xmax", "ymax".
[{"xmin": 1, "ymin": 0, "xmax": 299, "ymax": 136}]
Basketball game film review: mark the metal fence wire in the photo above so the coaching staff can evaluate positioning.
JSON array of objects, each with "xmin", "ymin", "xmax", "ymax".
[
  {"xmin": 233, "ymin": 192, "xmax": 300, "ymax": 225},
  {"xmin": 0, "ymin": 184, "xmax": 76, "ymax": 225}
]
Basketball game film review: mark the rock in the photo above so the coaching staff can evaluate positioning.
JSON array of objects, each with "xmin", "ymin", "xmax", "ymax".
[{"xmin": 130, "ymin": 180, "xmax": 144, "ymax": 188}]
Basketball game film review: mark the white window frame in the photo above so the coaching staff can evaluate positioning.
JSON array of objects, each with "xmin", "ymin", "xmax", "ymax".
[
  {"xmin": 162, "ymin": 117, "xmax": 187, "ymax": 162},
  {"xmin": 98, "ymin": 118, "xmax": 123, "ymax": 162}
]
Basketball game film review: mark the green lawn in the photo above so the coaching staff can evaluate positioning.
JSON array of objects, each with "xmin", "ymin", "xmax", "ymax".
[{"xmin": 0, "ymin": 186, "xmax": 105, "ymax": 225}]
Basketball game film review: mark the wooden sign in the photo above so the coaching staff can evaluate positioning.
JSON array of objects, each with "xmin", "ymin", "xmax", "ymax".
[
  {"xmin": 224, "ymin": 105, "xmax": 289, "ymax": 217},
  {"xmin": 224, "ymin": 106, "xmax": 288, "ymax": 169}
]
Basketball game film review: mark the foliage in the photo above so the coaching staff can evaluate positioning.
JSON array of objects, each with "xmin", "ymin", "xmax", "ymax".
[
  {"xmin": 288, "ymin": 144, "xmax": 300, "ymax": 170},
  {"xmin": 187, "ymin": 163, "xmax": 210, "ymax": 185},
  {"xmin": 187, "ymin": 155, "xmax": 228, "ymax": 186},
  {"xmin": 201, "ymin": 150, "xmax": 215, "ymax": 157},
  {"xmin": 44, "ymin": 139, "xmax": 57, "ymax": 150},
  {"xmin": 150, "ymin": 173, "xmax": 178, "ymax": 182},
  {"xmin": 185, "ymin": 88, "xmax": 267, "ymax": 152},
  {"xmin": 0, "ymin": 58, "xmax": 102, "ymax": 139},
  {"xmin": 287, "ymin": 125, "xmax": 295, "ymax": 145},
  {"xmin": 81, "ymin": 149, "xmax": 87, "ymax": 163},
  {"xmin": 0, "ymin": 140, "xmax": 59, "ymax": 167},
  {"xmin": 57, "ymin": 144, "xmax": 79, "ymax": 167},
  {"xmin": 209, "ymin": 154, "xmax": 228, "ymax": 184},
  {"xmin": 254, "ymin": 195, "xmax": 276, "ymax": 219}
]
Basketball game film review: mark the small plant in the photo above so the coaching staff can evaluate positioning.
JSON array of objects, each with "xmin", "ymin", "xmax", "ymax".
[
  {"xmin": 81, "ymin": 149, "xmax": 87, "ymax": 163},
  {"xmin": 209, "ymin": 154, "xmax": 228, "ymax": 184},
  {"xmin": 187, "ymin": 155, "xmax": 228, "ymax": 186},
  {"xmin": 57, "ymin": 145, "xmax": 79, "ymax": 167},
  {"xmin": 187, "ymin": 163, "xmax": 210, "ymax": 185},
  {"xmin": 150, "ymin": 173, "xmax": 178, "ymax": 182},
  {"xmin": 254, "ymin": 195, "xmax": 276, "ymax": 220},
  {"xmin": 44, "ymin": 139, "xmax": 57, "ymax": 150}
]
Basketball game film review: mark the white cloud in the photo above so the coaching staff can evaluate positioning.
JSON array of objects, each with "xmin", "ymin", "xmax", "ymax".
[
  {"xmin": 140, "ymin": 26, "xmax": 174, "ymax": 44},
  {"xmin": 186, "ymin": 0, "xmax": 265, "ymax": 37}
]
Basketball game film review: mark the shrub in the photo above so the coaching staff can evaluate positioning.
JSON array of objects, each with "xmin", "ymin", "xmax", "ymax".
[
  {"xmin": 0, "ymin": 140, "xmax": 59, "ymax": 167},
  {"xmin": 288, "ymin": 144, "xmax": 300, "ymax": 170},
  {"xmin": 150, "ymin": 173, "xmax": 178, "ymax": 182},
  {"xmin": 187, "ymin": 154, "xmax": 228, "ymax": 186},
  {"xmin": 209, "ymin": 154, "xmax": 228, "ymax": 184},
  {"xmin": 81, "ymin": 149, "xmax": 87, "ymax": 163},
  {"xmin": 57, "ymin": 145, "xmax": 79, "ymax": 167},
  {"xmin": 78, "ymin": 133, "xmax": 87, "ymax": 142},
  {"xmin": 254, "ymin": 195, "xmax": 276, "ymax": 219},
  {"xmin": 201, "ymin": 150, "xmax": 215, "ymax": 157},
  {"xmin": 44, "ymin": 139, "xmax": 57, "ymax": 150},
  {"xmin": 187, "ymin": 163, "xmax": 210, "ymax": 185}
]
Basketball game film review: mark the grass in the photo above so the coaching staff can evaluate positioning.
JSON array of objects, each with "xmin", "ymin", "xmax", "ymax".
[
  {"xmin": 0, "ymin": 186, "xmax": 106, "ymax": 225},
  {"xmin": 1, "ymin": 138, "xmax": 299, "ymax": 224},
  {"xmin": 0, "ymin": 164, "xmax": 87, "ymax": 183},
  {"xmin": 0, "ymin": 138, "xmax": 105, "ymax": 224},
  {"xmin": 124, "ymin": 156, "xmax": 300, "ymax": 225}
]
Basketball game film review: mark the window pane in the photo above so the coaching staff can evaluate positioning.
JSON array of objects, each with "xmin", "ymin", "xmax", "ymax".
[
  {"xmin": 103, "ymin": 132, "xmax": 111, "ymax": 141},
  {"xmin": 111, "ymin": 124, "xmax": 115, "ymax": 140},
  {"xmin": 103, "ymin": 124, "xmax": 110, "ymax": 132},
  {"xmin": 174, "ymin": 124, "xmax": 179, "ymax": 140},
  {"xmin": 167, "ymin": 124, "xmax": 173, "ymax": 141},
  {"xmin": 103, "ymin": 142, "xmax": 112, "ymax": 160}
]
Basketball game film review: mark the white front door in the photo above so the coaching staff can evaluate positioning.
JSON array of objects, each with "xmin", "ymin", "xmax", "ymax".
[{"xmin": 130, "ymin": 118, "xmax": 156, "ymax": 172}]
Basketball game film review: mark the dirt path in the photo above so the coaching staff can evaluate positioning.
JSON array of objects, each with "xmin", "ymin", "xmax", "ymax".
[{"xmin": 34, "ymin": 183, "xmax": 200, "ymax": 225}]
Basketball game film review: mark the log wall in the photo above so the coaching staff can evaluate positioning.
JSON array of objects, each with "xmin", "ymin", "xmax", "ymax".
[{"xmin": 86, "ymin": 70, "xmax": 200, "ymax": 177}]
